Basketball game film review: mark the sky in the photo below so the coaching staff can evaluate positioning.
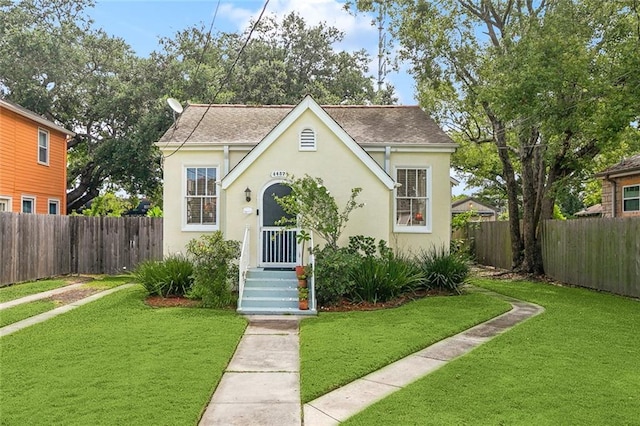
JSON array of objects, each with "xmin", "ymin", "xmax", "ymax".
[
  {"xmin": 88, "ymin": 0, "xmax": 417, "ymax": 104},
  {"xmin": 87, "ymin": 0, "xmax": 467, "ymax": 195}
]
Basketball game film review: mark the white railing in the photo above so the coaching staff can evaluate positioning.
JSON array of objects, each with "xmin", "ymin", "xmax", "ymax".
[
  {"xmin": 261, "ymin": 227, "xmax": 298, "ymax": 265},
  {"xmin": 238, "ymin": 225, "xmax": 250, "ymax": 309},
  {"xmin": 309, "ymin": 231, "xmax": 316, "ymax": 312}
]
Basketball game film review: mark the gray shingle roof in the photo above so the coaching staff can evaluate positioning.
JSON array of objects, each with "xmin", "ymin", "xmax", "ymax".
[
  {"xmin": 596, "ymin": 153, "xmax": 640, "ymax": 176},
  {"xmin": 158, "ymin": 103, "xmax": 454, "ymax": 146}
]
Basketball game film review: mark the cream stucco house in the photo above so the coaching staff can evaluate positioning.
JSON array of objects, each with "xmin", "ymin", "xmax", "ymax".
[{"xmin": 157, "ymin": 95, "xmax": 457, "ymax": 314}]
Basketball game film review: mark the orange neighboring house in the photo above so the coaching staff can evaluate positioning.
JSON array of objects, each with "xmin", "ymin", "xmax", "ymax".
[{"xmin": 0, "ymin": 98, "xmax": 74, "ymax": 215}]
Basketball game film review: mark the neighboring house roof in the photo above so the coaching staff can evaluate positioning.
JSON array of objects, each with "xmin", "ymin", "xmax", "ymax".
[
  {"xmin": 0, "ymin": 98, "xmax": 75, "ymax": 137},
  {"xmin": 574, "ymin": 203, "xmax": 603, "ymax": 217},
  {"xmin": 158, "ymin": 99, "xmax": 456, "ymax": 148},
  {"xmin": 451, "ymin": 196, "xmax": 498, "ymax": 216},
  {"xmin": 221, "ymin": 95, "xmax": 396, "ymax": 190},
  {"xmin": 595, "ymin": 153, "xmax": 640, "ymax": 178}
]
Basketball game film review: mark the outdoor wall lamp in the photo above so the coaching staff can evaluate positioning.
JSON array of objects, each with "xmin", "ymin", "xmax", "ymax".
[{"xmin": 245, "ymin": 187, "xmax": 252, "ymax": 202}]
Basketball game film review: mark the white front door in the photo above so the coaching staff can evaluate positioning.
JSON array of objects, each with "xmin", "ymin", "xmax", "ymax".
[{"xmin": 260, "ymin": 182, "xmax": 298, "ymax": 267}]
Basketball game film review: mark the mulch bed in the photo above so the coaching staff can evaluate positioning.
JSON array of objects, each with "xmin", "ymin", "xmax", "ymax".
[
  {"xmin": 145, "ymin": 296, "xmax": 202, "ymax": 308},
  {"xmin": 319, "ymin": 288, "xmax": 455, "ymax": 312}
]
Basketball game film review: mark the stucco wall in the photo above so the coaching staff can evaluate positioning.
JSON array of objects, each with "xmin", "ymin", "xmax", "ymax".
[
  {"xmin": 223, "ymin": 109, "xmax": 392, "ymax": 266},
  {"xmin": 389, "ymin": 151, "xmax": 452, "ymax": 253}
]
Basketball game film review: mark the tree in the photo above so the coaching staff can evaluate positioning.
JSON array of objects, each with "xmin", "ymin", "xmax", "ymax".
[
  {"xmin": 353, "ymin": 0, "xmax": 640, "ymax": 273},
  {"xmin": 0, "ymin": 0, "xmax": 168, "ymax": 212},
  {"xmin": 274, "ymin": 175, "xmax": 364, "ymax": 249}
]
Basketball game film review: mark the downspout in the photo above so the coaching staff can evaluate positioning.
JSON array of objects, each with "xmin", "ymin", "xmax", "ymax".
[
  {"xmin": 223, "ymin": 145, "xmax": 230, "ymax": 176},
  {"xmin": 605, "ymin": 175, "xmax": 617, "ymax": 218},
  {"xmin": 384, "ymin": 146, "xmax": 391, "ymax": 174}
]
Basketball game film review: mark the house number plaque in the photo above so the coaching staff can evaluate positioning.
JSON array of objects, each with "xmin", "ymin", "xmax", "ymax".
[{"xmin": 271, "ymin": 170, "xmax": 287, "ymax": 178}]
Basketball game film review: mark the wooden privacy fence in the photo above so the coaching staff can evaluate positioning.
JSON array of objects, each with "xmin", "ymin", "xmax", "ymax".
[
  {"xmin": 0, "ymin": 213, "xmax": 163, "ymax": 286},
  {"xmin": 541, "ymin": 218, "xmax": 640, "ymax": 298},
  {"xmin": 467, "ymin": 221, "xmax": 513, "ymax": 270},
  {"xmin": 468, "ymin": 218, "xmax": 640, "ymax": 298}
]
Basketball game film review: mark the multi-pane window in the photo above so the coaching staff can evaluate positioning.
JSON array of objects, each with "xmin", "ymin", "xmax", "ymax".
[
  {"xmin": 623, "ymin": 185, "xmax": 640, "ymax": 212},
  {"xmin": 185, "ymin": 167, "xmax": 217, "ymax": 226},
  {"xmin": 396, "ymin": 168, "xmax": 429, "ymax": 228},
  {"xmin": 22, "ymin": 197, "xmax": 35, "ymax": 214},
  {"xmin": 49, "ymin": 200, "xmax": 59, "ymax": 215},
  {"xmin": 0, "ymin": 197, "xmax": 10, "ymax": 212},
  {"xmin": 38, "ymin": 129, "xmax": 49, "ymax": 164}
]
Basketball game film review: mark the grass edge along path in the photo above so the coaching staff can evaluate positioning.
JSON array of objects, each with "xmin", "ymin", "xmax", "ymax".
[
  {"xmin": 344, "ymin": 277, "xmax": 640, "ymax": 425},
  {"xmin": 300, "ymin": 291, "xmax": 511, "ymax": 403},
  {"xmin": 0, "ymin": 300, "xmax": 57, "ymax": 328},
  {"xmin": 0, "ymin": 279, "xmax": 72, "ymax": 302},
  {"xmin": 0, "ymin": 285, "xmax": 247, "ymax": 425}
]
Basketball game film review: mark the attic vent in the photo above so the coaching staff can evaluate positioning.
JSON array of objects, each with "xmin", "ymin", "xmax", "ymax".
[{"xmin": 299, "ymin": 128, "xmax": 316, "ymax": 151}]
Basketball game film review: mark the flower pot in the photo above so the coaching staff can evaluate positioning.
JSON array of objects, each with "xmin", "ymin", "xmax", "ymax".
[
  {"xmin": 295, "ymin": 265, "xmax": 304, "ymax": 276},
  {"xmin": 298, "ymin": 279, "xmax": 307, "ymax": 288},
  {"xmin": 299, "ymin": 299, "xmax": 309, "ymax": 310}
]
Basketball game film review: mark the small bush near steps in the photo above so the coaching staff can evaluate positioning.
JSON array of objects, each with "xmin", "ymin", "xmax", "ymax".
[
  {"xmin": 186, "ymin": 232, "xmax": 240, "ymax": 308},
  {"xmin": 133, "ymin": 254, "xmax": 194, "ymax": 297}
]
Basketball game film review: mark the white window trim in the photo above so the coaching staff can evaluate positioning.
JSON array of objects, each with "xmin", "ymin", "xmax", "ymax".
[
  {"xmin": 393, "ymin": 166, "xmax": 432, "ymax": 233},
  {"xmin": 622, "ymin": 184, "xmax": 640, "ymax": 212},
  {"xmin": 21, "ymin": 195, "xmax": 36, "ymax": 214},
  {"xmin": 38, "ymin": 128, "xmax": 49, "ymax": 165},
  {"xmin": 0, "ymin": 196, "xmax": 12, "ymax": 212},
  {"xmin": 299, "ymin": 127, "xmax": 317, "ymax": 151},
  {"xmin": 48, "ymin": 198, "xmax": 60, "ymax": 215},
  {"xmin": 182, "ymin": 165, "xmax": 220, "ymax": 231}
]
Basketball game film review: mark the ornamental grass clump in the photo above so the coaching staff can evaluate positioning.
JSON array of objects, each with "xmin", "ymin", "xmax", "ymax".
[
  {"xmin": 133, "ymin": 254, "xmax": 194, "ymax": 297},
  {"xmin": 418, "ymin": 246, "xmax": 470, "ymax": 294},
  {"xmin": 186, "ymin": 232, "xmax": 240, "ymax": 308}
]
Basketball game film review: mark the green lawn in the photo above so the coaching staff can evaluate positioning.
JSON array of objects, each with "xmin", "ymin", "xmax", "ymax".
[
  {"xmin": 0, "ymin": 300, "xmax": 57, "ymax": 328},
  {"xmin": 0, "ymin": 279, "xmax": 70, "ymax": 302},
  {"xmin": 300, "ymin": 292, "xmax": 511, "ymax": 402},
  {"xmin": 345, "ymin": 278, "xmax": 640, "ymax": 425},
  {"xmin": 0, "ymin": 285, "xmax": 247, "ymax": 425}
]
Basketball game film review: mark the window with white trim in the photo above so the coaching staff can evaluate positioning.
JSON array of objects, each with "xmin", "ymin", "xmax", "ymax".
[
  {"xmin": 395, "ymin": 168, "xmax": 430, "ymax": 230},
  {"xmin": 38, "ymin": 129, "xmax": 49, "ymax": 165},
  {"xmin": 0, "ymin": 197, "xmax": 11, "ymax": 212},
  {"xmin": 185, "ymin": 167, "xmax": 218, "ymax": 227},
  {"xmin": 49, "ymin": 199, "xmax": 60, "ymax": 215},
  {"xmin": 299, "ymin": 128, "xmax": 316, "ymax": 151},
  {"xmin": 623, "ymin": 184, "xmax": 639, "ymax": 212},
  {"xmin": 22, "ymin": 196, "xmax": 35, "ymax": 214}
]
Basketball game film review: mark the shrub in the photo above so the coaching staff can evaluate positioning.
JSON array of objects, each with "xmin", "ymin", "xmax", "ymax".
[
  {"xmin": 314, "ymin": 246, "xmax": 360, "ymax": 306},
  {"xmin": 417, "ymin": 246, "xmax": 470, "ymax": 294},
  {"xmin": 186, "ymin": 232, "xmax": 240, "ymax": 308},
  {"xmin": 133, "ymin": 254, "xmax": 194, "ymax": 297},
  {"xmin": 348, "ymin": 251, "xmax": 423, "ymax": 304}
]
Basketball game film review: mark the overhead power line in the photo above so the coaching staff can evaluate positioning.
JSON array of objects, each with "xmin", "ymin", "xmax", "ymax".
[{"xmin": 164, "ymin": 0, "xmax": 271, "ymax": 159}]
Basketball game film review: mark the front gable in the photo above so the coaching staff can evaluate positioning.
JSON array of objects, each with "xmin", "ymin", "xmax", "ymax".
[{"xmin": 221, "ymin": 95, "xmax": 394, "ymax": 190}]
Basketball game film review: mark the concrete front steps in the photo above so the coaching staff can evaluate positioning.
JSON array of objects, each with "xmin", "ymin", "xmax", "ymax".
[{"xmin": 238, "ymin": 268, "xmax": 317, "ymax": 316}]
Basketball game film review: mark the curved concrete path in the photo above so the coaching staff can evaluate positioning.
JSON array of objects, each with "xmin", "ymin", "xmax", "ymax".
[
  {"xmin": 303, "ymin": 288, "xmax": 544, "ymax": 425},
  {"xmin": 199, "ymin": 288, "xmax": 543, "ymax": 425},
  {"xmin": 0, "ymin": 284, "xmax": 135, "ymax": 337}
]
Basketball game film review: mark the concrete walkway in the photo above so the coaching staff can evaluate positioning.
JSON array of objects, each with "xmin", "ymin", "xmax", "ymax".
[
  {"xmin": 0, "ymin": 284, "xmax": 135, "ymax": 337},
  {"xmin": 0, "ymin": 283, "xmax": 87, "ymax": 310},
  {"xmin": 199, "ymin": 316, "xmax": 302, "ymax": 426},
  {"xmin": 198, "ymin": 288, "xmax": 543, "ymax": 425},
  {"xmin": 303, "ymin": 289, "xmax": 544, "ymax": 425}
]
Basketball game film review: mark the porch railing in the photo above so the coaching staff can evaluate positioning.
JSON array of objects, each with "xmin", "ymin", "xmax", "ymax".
[
  {"xmin": 238, "ymin": 225, "xmax": 250, "ymax": 309},
  {"xmin": 309, "ymin": 231, "xmax": 316, "ymax": 311}
]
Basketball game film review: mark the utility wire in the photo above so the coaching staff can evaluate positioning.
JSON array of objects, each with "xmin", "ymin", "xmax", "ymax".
[{"xmin": 164, "ymin": 0, "xmax": 271, "ymax": 159}]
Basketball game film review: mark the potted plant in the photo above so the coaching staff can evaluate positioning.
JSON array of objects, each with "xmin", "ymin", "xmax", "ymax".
[
  {"xmin": 298, "ymin": 287, "xmax": 309, "ymax": 310},
  {"xmin": 297, "ymin": 273, "xmax": 307, "ymax": 288},
  {"xmin": 295, "ymin": 230, "xmax": 311, "ymax": 276}
]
